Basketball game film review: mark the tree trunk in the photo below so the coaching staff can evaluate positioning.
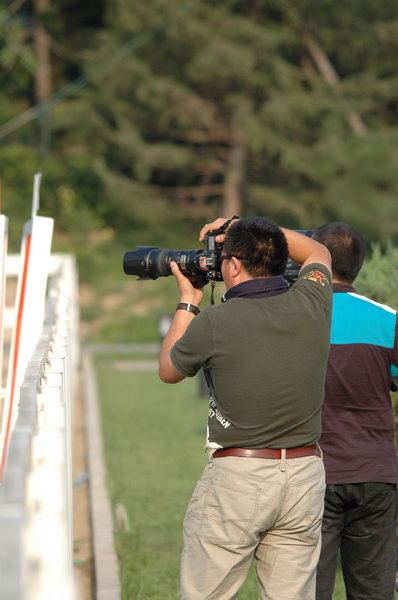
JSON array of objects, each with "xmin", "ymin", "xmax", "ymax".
[
  {"xmin": 34, "ymin": 0, "xmax": 52, "ymax": 155},
  {"xmin": 222, "ymin": 142, "xmax": 246, "ymax": 217},
  {"xmin": 302, "ymin": 31, "xmax": 367, "ymax": 136}
]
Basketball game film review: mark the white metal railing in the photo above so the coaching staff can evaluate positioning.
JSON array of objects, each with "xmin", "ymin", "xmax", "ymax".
[{"xmin": 0, "ymin": 253, "xmax": 79, "ymax": 600}]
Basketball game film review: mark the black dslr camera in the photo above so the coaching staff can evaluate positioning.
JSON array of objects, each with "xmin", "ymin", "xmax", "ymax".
[
  {"xmin": 123, "ymin": 223, "xmax": 314, "ymax": 287},
  {"xmin": 123, "ymin": 228, "xmax": 224, "ymax": 288}
]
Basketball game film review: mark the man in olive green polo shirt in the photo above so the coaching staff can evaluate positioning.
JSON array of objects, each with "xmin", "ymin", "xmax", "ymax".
[{"xmin": 159, "ymin": 216, "xmax": 332, "ymax": 600}]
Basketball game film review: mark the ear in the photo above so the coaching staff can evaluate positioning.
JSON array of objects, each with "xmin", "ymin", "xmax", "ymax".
[{"xmin": 230, "ymin": 256, "xmax": 243, "ymax": 278}]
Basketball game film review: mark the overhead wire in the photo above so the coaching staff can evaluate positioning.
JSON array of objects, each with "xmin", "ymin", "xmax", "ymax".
[{"xmin": 0, "ymin": 28, "xmax": 159, "ymax": 141}]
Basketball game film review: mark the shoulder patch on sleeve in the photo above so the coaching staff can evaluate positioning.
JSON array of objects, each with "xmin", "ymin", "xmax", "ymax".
[{"xmin": 302, "ymin": 270, "xmax": 329, "ymax": 286}]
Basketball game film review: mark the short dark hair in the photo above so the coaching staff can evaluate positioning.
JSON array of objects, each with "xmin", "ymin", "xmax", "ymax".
[
  {"xmin": 223, "ymin": 216, "xmax": 288, "ymax": 277},
  {"xmin": 312, "ymin": 222, "xmax": 366, "ymax": 283}
]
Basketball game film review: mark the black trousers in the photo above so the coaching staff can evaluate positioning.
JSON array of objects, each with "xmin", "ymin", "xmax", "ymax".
[{"xmin": 316, "ymin": 482, "xmax": 397, "ymax": 600}]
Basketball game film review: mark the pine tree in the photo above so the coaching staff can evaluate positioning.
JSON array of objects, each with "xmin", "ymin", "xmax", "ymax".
[{"xmin": 1, "ymin": 0, "xmax": 398, "ymax": 244}]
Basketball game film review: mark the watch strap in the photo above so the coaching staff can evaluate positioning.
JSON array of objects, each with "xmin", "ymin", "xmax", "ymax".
[{"xmin": 176, "ymin": 302, "xmax": 200, "ymax": 316}]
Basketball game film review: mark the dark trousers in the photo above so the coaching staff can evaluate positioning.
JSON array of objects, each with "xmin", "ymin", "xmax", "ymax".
[{"xmin": 316, "ymin": 482, "xmax": 397, "ymax": 600}]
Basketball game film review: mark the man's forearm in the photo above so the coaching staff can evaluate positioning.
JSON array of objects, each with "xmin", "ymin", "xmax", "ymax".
[
  {"xmin": 158, "ymin": 309, "xmax": 196, "ymax": 383},
  {"xmin": 158, "ymin": 259, "xmax": 204, "ymax": 383},
  {"xmin": 160, "ymin": 310, "xmax": 196, "ymax": 357}
]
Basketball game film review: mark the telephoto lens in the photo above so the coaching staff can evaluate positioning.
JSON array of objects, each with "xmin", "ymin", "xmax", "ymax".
[{"xmin": 123, "ymin": 246, "xmax": 208, "ymax": 286}]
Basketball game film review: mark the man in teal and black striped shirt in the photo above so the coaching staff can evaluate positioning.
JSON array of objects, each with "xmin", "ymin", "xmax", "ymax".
[{"xmin": 313, "ymin": 222, "xmax": 398, "ymax": 600}]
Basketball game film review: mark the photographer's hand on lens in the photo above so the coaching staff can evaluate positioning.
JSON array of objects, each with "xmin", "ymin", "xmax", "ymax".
[{"xmin": 170, "ymin": 261, "xmax": 204, "ymax": 306}]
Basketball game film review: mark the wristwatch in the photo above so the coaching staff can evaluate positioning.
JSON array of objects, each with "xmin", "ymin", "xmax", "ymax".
[{"xmin": 176, "ymin": 302, "xmax": 200, "ymax": 316}]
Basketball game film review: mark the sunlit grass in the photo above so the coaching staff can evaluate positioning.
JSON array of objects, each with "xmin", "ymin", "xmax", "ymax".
[
  {"xmin": 332, "ymin": 560, "xmax": 346, "ymax": 599},
  {"xmin": 97, "ymin": 353, "xmax": 206, "ymax": 598}
]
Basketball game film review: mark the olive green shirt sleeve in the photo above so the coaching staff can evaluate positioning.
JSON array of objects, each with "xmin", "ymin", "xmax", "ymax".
[
  {"xmin": 292, "ymin": 262, "xmax": 333, "ymax": 313},
  {"xmin": 170, "ymin": 310, "xmax": 213, "ymax": 377}
]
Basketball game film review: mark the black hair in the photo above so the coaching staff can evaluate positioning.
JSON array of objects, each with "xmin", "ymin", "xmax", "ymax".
[
  {"xmin": 312, "ymin": 222, "xmax": 366, "ymax": 283},
  {"xmin": 223, "ymin": 216, "xmax": 288, "ymax": 277}
]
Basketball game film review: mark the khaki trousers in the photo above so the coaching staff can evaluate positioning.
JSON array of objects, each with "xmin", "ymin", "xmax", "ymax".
[{"xmin": 180, "ymin": 453, "xmax": 325, "ymax": 600}]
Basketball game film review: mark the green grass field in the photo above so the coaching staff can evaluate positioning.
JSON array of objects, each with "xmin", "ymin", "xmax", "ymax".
[{"xmin": 95, "ymin": 351, "xmax": 346, "ymax": 599}]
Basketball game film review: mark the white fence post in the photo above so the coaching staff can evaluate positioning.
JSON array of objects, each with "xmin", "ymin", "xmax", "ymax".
[
  {"xmin": 0, "ymin": 253, "xmax": 79, "ymax": 600},
  {"xmin": 0, "ymin": 216, "xmax": 54, "ymax": 479}
]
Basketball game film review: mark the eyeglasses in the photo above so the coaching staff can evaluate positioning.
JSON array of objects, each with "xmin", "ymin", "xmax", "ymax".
[{"xmin": 220, "ymin": 254, "xmax": 249, "ymax": 266}]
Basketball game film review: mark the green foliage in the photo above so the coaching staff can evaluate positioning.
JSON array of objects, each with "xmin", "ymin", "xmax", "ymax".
[
  {"xmin": 0, "ymin": 145, "xmax": 104, "ymax": 248},
  {"xmin": 356, "ymin": 243, "xmax": 398, "ymax": 308},
  {"xmin": 0, "ymin": 6, "xmax": 36, "ymax": 95},
  {"xmin": 76, "ymin": 0, "xmax": 398, "ymax": 235},
  {"xmin": 0, "ymin": 144, "xmax": 40, "ymax": 248},
  {"xmin": 2, "ymin": 0, "xmax": 398, "ymax": 241}
]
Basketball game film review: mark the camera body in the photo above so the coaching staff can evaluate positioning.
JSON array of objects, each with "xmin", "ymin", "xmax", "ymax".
[{"xmin": 123, "ymin": 229, "xmax": 314, "ymax": 287}]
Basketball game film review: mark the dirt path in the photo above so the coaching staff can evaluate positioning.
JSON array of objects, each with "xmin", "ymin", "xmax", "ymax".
[{"xmin": 73, "ymin": 373, "xmax": 94, "ymax": 599}]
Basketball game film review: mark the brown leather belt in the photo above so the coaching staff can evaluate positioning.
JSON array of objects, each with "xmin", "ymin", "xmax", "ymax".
[{"xmin": 213, "ymin": 445, "xmax": 321, "ymax": 460}]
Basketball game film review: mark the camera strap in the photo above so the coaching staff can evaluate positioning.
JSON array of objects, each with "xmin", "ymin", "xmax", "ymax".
[
  {"xmin": 210, "ymin": 281, "xmax": 216, "ymax": 305},
  {"xmin": 203, "ymin": 217, "xmax": 239, "ymax": 397},
  {"xmin": 223, "ymin": 214, "xmax": 240, "ymax": 229}
]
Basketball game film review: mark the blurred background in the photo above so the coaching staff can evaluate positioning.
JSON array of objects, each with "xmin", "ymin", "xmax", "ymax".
[
  {"xmin": 2, "ymin": 3, "xmax": 398, "ymax": 598},
  {"xmin": 1, "ymin": 0, "xmax": 398, "ymax": 339}
]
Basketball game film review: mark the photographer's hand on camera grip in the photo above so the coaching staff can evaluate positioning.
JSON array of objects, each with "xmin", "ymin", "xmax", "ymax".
[
  {"xmin": 170, "ymin": 261, "xmax": 204, "ymax": 307},
  {"xmin": 199, "ymin": 216, "xmax": 239, "ymax": 243}
]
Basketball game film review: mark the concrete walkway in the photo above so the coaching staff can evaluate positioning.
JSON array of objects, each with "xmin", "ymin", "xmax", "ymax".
[{"xmin": 82, "ymin": 349, "xmax": 121, "ymax": 600}]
